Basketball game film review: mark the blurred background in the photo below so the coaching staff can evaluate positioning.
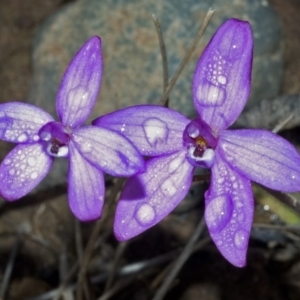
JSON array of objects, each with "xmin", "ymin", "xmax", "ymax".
[{"xmin": 1, "ymin": 0, "xmax": 300, "ymax": 299}]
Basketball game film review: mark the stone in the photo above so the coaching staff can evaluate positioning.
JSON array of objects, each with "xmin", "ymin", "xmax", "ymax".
[
  {"xmin": 29, "ymin": 0, "xmax": 282, "ymax": 118},
  {"xmin": 28, "ymin": 0, "xmax": 283, "ymax": 188}
]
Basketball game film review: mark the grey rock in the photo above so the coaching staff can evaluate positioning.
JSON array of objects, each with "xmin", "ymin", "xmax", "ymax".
[
  {"xmin": 28, "ymin": 0, "xmax": 283, "ymax": 187},
  {"xmin": 236, "ymin": 94, "xmax": 300, "ymax": 130}
]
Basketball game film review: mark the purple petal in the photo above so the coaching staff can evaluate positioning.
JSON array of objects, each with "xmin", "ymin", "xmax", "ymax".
[
  {"xmin": 114, "ymin": 150, "xmax": 194, "ymax": 240},
  {"xmin": 0, "ymin": 102, "xmax": 54, "ymax": 143},
  {"xmin": 93, "ymin": 105, "xmax": 189, "ymax": 156},
  {"xmin": 219, "ymin": 129, "xmax": 300, "ymax": 192},
  {"xmin": 205, "ymin": 152, "xmax": 253, "ymax": 267},
  {"xmin": 56, "ymin": 36, "xmax": 102, "ymax": 128},
  {"xmin": 193, "ymin": 19, "xmax": 253, "ymax": 132},
  {"xmin": 73, "ymin": 126, "xmax": 145, "ymax": 177},
  {"xmin": 0, "ymin": 144, "xmax": 53, "ymax": 200},
  {"xmin": 68, "ymin": 142, "xmax": 105, "ymax": 221}
]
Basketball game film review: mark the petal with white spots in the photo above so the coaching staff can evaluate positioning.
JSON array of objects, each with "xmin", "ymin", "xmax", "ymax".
[
  {"xmin": 68, "ymin": 142, "xmax": 105, "ymax": 221},
  {"xmin": 0, "ymin": 102, "xmax": 54, "ymax": 143},
  {"xmin": 114, "ymin": 150, "xmax": 194, "ymax": 240},
  {"xmin": 93, "ymin": 105, "xmax": 189, "ymax": 156},
  {"xmin": 0, "ymin": 144, "xmax": 53, "ymax": 200},
  {"xmin": 73, "ymin": 126, "xmax": 145, "ymax": 177},
  {"xmin": 56, "ymin": 36, "xmax": 102, "ymax": 128},
  {"xmin": 205, "ymin": 152, "xmax": 253, "ymax": 267}
]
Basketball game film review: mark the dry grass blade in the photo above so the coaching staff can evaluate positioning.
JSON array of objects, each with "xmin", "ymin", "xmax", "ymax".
[
  {"xmin": 152, "ymin": 218, "xmax": 206, "ymax": 300},
  {"xmin": 152, "ymin": 14, "xmax": 169, "ymax": 106},
  {"xmin": 272, "ymin": 113, "xmax": 294, "ymax": 133},
  {"xmin": 159, "ymin": 8, "xmax": 214, "ymax": 106},
  {"xmin": 76, "ymin": 178, "xmax": 125, "ymax": 300},
  {"xmin": 0, "ymin": 233, "xmax": 22, "ymax": 299}
]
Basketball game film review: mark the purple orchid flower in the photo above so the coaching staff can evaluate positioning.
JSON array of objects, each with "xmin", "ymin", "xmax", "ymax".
[
  {"xmin": 93, "ymin": 19, "xmax": 300, "ymax": 267},
  {"xmin": 0, "ymin": 36, "xmax": 144, "ymax": 221}
]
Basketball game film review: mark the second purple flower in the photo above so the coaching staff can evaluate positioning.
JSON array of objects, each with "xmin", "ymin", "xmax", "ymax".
[
  {"xmin": 0, "ymin": 36, "xmax": 145, "ymax": 221},
  {"xmin": 94, "ymin": 19, "xmax": 300, "ymax": 267}
]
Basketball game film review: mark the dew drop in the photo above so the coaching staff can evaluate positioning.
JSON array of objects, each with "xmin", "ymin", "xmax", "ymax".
[
  {"xmin": 234, "ymin": 229, "xmax": 248, "ymax": 250},
  {"xmin": 161, "ymin": 178, "xmax": 177, "ymax": 197},
  {"xmin": 217, "ymin": 75, "xmax": 227, "ymax": 85},
  {"xmin": 27, "ymin": 156, "xmax": 37, "ymax": 167},
  {"xmin": 9, "ymin": 168, "xmax": 15, "ymax": 176},
  {"xmin": 17, "ymin": 133, "xmax": 28, "ymax": 142},
  {"xmin": 30, "ymin": 171, "xmax": 38, "ymax": 179},
  {"xmin": 143, "ymin": 118, "xmax": 169, "ymax": 146},
  {"xmin": 205, "ymin": 194, "xmax": 233, "ymax": 233},
  {"xmin": 135, "ymin": 203, "xmax": 156, "ymax": 226},
  {"xmin": 196, "ymin": 82, "xmax": 226, "ymax": 106},
  {"xmin": 3, "ymin": 158, "xmax": 12, "ymax": 165}
]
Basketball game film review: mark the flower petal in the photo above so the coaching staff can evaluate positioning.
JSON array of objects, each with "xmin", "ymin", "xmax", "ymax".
[
  {"xmin": 114, "ymin": 150, "xmax": 194, "ymax": 240},
  {"xmin": 219, "ymin": 129, "xmax": 300, "ymax": 192},
  {"xmin": 56, "ymin": 36, "xmax": 102, "ymax": 128},
  {"xmin": 73, "ymin": 126, "xmax": 145, "ymax": 177},
  {"xmin": 0, "ymin": 102, "xmax": 54, "ymax": 143},
  {"xmin": 68, "ymin": 142, "xmax": 105, "ymax": 221},
  {"xmin": 93, "ymin": 105, "xmax": 189, "ymax": 156},
  {"xmin": 205, "ymin": 152, "xmax": 253, "ymax": 267},
  {"xmin": 193, "ymin": 19, "xmax": 253, "ymax": 132},
  {"xmin": 0, "ymin": 144, "xmax": 53, "ymax": 200}
]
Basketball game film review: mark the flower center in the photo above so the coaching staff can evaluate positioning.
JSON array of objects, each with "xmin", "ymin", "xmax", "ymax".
[
  {"xmin": 183, "ymin": 119, "xmax": 217, "ymax": 168},
  {"xmin": 38, "ymin": 122, "xmax": 72, "ymax": 157}
]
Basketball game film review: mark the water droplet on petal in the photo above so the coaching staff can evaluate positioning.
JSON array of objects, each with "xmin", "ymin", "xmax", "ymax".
[
  {"xmin": 17, "ymin": 133, "xmax": 28, "ymax": 142},
  {"xmin": 143, "ymin": 118, "xmax": 169, "ymax": 146},
  {"xmin": 135, "ymin": 203, "xmax": 156, "ymax": 226},
  {"xmin": 161, "ymin": 178, "xmax": 177, "ymax": 197},
  {"xmin": 234, "ymin": 229, "xmax": 248, "ymax": 249},
  {"xmin": 27, "ymin": 156, "xmax": 37, "ymax": 167},
  {"xmin": 196, "ymin": 82, "xmax": 226, "ymax": 106},
  {"xmin": 205, "ymin": 194, "xmax": 233, "ymax": 233},
  {"xmin": 3, "ymin": 158, "xmax": 12, "ymax": 165},
  {"xmin": 30, "ymin": 172, "xmax": 38, "ymax": 179},
  {"xmin": 217, "ymin": 75, "xmax": 227, "ymax": 85}
]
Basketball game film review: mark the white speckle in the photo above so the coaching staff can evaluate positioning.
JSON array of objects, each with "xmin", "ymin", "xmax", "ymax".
[
  {"xmin": 9, "ymin": 168, "xmax": 15, "ymax": 176},
  {"xmin": 17, "ymin": 133, "xmax": 28, "ymax": 142},
  {"xmin": 68, "ymin": 87, "xmax": 89, "ymax": 108},
  {"xmin": 161, "ymin": 178, "xmax": 177, "ymax": 197},
  {"xmin": 237, "ymin": 213, "xmax": 244, "ymax": 222},
  {"xmin": 234, "ymin": 229, "xmax": 248, "ymax": 249},
  {"xmin": 30, "ymin": 172, "xmax": 38, "ymax": 179},
  {"xmin": 3, "ymin": 158, "xmax": 12, "ymax": 165},
  {"xmin": 187, "ymin": 123, "xmax": 199, "ymax": 138},
  {"xmin": 143, "ymin": 118, "xmax": 168, "ymax": 146},
  {"xmin": 217, "ymin": 75, "xmax": 227, "ymax": 85},
  {"xmin": 27, "ymin": 156, "xmax": 37, "ymax": 167},
  {"xmin": 168, "ymin": 156, "xmax": 184, "ymax": 173},
  {"xmin": 205, "ymin": 194, "xmax": 233, "ymax": 233},
  {"xmin": 196, "ymin": 82, "xmax": 226, "ymax": 106},
  {"xmin": 135, "ymin": 203, "xmax": 156, "ymax": 226},
  {"xmin": 33, "ymin": 135, "xmax": 39, "ymax": 142},
  {"xmin": 217, "ymin": 177, "xmax": 224, "ymax": 184},
  {"xmin": 40, "ymin": 131, "xmax": 51, "ymax": 141}
]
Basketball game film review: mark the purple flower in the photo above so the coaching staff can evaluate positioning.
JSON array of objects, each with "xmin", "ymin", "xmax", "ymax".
[
  {"xmin": 0, "ymin": 36, "xmax": 144, "ymax": 221},
  {"xmin": 93, "ymin": 19, "xmax": 300, "ymax": 267}
]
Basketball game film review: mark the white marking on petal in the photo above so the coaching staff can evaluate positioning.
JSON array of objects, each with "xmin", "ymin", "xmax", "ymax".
[{"xmin": 143, "ymin": 118, "xmax": 169, "ymax": 146}]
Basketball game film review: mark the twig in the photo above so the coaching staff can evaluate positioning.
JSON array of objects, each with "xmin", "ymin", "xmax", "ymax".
[
  {"xmin": 159, "ymin": 9, "xmax": 214, "ymax": 106},
  {"xmin": 192, "ymin": 173, "xmax": 210, "ymax": 183},
  {"xmin": 0, "ymin": 233, "xmax": 22, "ymax": 299},
  {"xmin": 53, "ymin": 262, "xmax": 79, "ymax": 300},
  {"xmin": 152, "ymin": 218, "xmax": 206, "ymax": 300},
  {"xmin": 104, "ymin": 241, "xmax": 129, "ymax": 292},
  {"xmin": 76, "ymin": 178, "xmax": 125, "ymax": 300},
  {"xmin": 272, "ymin": 113, "xmax": 294, "ymax": 133},
  {"xmin": 152, "ymin": 14, "xmax": 169, "ymax": 107},
  {"xmin": 150, "ymin": 235, "xmax": 210, "ymax": 290}
]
